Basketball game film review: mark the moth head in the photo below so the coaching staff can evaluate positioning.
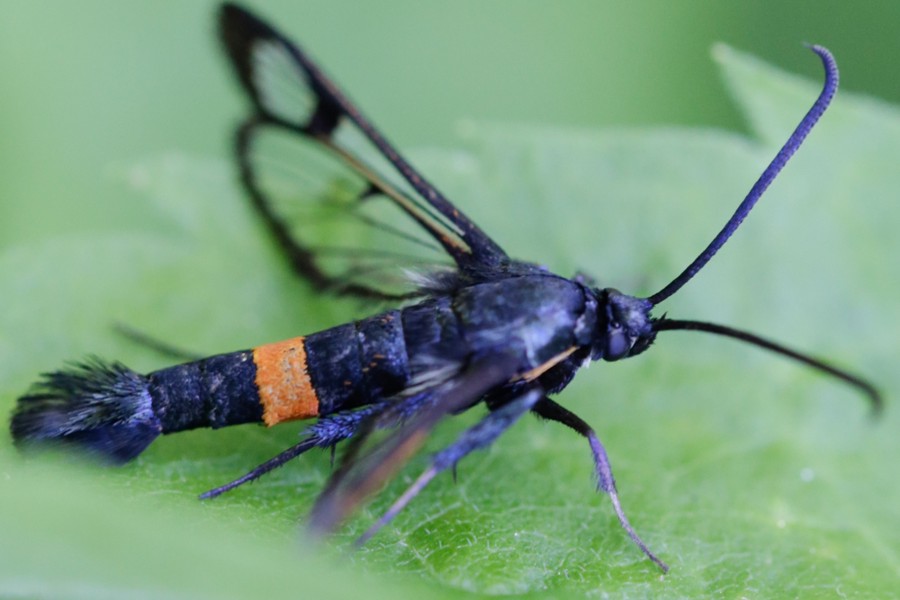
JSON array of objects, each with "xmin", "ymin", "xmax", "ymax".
[{"xmin": 593, "ymin": 289, "xmax": 656, "ymax": 362}]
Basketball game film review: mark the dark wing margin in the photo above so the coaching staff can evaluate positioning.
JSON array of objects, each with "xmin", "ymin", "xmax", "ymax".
[{"xmin": 218, "ymin": 4, "xmax": 508, "ymax": 298}]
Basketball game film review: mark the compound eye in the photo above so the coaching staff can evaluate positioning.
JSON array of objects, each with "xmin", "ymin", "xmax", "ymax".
[{"xmin": 604, "ymin": 326, "xmax": 630, "ymax": 361}]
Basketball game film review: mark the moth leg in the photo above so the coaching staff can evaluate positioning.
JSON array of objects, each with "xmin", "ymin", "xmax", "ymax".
[
  {"xmin": 200, "ymin": 403, "xmax": 388, "ymax": 499},
  {"xmin": 308, "ymin": 354, "xmax": 521, "ymax": 537},
  {"xmin": 200, "ymin": 436, "xmax": 320, "ymax": 499},
  {"xmin": 532, "ymin": 398, "xmax": 669, "ymax": 573},
  {"xmin": 113, "ymin": 322, "xmax": 202, "ymax": 361},
  {"xmin": 355, "ymin": 387, "xmax": 543, "ymax": 546}
]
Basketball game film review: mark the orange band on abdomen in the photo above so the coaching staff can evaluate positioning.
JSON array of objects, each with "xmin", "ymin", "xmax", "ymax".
[{"xmin": 253, "ymin": 336, "xmax": 319, "ymax": 426}]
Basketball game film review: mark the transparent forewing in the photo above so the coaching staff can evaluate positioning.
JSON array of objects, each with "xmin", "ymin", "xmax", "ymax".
[
  {"xmin": 250, "ymin": 38, "xmax": 455, "ymax": 237},
  {"xmin": 220, "ymin": 4, "xmax": 508, "ymax": 297},
  {"xmin": 246, "ymin": 124, "xmax": 454, "ymax": 297},
  {"xmin": 251, "ymin": 38, "xmax": 316, "ymax": 127}
]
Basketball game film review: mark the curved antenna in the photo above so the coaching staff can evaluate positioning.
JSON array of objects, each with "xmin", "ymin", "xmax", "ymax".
[
  {"xmin": 646, "ymin": 45, "xmax": 838, "ymax": 306},
  {"xmin": 655, "ymin": 318, "xmax": 882, "ymax": 415}
]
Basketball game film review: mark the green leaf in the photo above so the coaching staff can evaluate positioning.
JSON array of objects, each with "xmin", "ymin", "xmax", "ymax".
[{"xmin": 2, "ymin": 45, "xmax": 898, "ymax": 598}]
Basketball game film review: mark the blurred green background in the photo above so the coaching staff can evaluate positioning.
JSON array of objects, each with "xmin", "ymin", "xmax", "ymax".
[
  {"xmin": 2, "ymin": 2, "xmax": 899, "ymax": 598},
  {"xmin": 1, "ymin": 1, "xmax": 898, "ymax": 249}
]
